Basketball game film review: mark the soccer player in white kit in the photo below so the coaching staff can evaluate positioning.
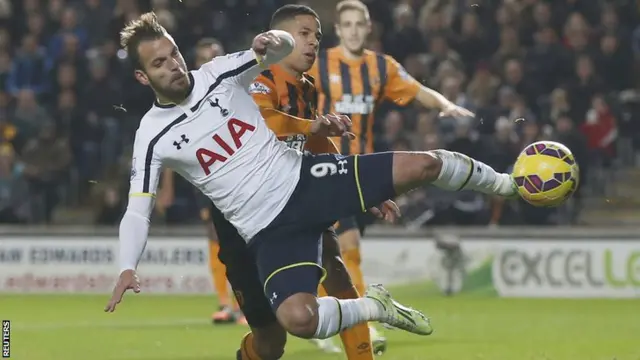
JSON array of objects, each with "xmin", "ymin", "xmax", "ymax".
[{"xmin": 106, "ymin": 12, "xmax": 518, "ymax": 354}]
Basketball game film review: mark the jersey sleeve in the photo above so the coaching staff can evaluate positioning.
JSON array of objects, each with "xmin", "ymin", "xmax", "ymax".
[
  {"xmin": 200, "ymin": 30, "xmax": 294, "ymax": 90},
  {"xmin": 383, "ymin": 55, "xmax": 421, "ymax": 106},
  {"xmin": 249, "ymin": 72, "xmax": 315, "ymax": 136},
  {"xmin": 129, "ymin": 130, "xmax": 162, "ymax": 197},
  {"xmin": 260, "ymin": 108, "xmax": 314, "ymax": 137},
  {"xmin": 249, "ymin": 74, "xmax": 278, "ymax": 109}
]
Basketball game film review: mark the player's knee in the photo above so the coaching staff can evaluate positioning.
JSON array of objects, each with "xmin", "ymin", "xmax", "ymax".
[
  {"xmin": 338, "ymin": 229, "xmax": 360, "ymax": 250},
  {"xmin": 393, "ymin": 152, "xmax": 442, "ymax": 185},
  {"xmin": 416, "ymin": 152, "xmax": 442, "ymax": 181},
  {"xmin": 253, "ymin": 326, "xmax": 287, "ymax": 359},
  {"xmin": 275, "ymin": 293, "xmax": 319, "ymax": 339}
]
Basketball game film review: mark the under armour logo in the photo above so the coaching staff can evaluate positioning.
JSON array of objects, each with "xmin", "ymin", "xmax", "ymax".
[
  {"xmin": 338, "ymin": 160, "xmax": 348, "ymax": 175},
  {"xmin": 207, "ymin": 98, "xmax": 229, "ymax": 116},
  {"xmin": 173, "ymin": 134, "xmax": 189, "ymax": 149},
  {"xmin": 270, "ymin": 292, "xmax": 278, "ymax": 304}
]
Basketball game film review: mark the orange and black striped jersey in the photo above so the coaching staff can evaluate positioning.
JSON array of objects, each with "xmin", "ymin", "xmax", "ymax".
[
  {"xmin": 250, "ymin": 64, "xmax": 338, "ymax": 153},
  {"xmin": 309, "ymin": 47, "xmax": 421, "ymax": 155}
]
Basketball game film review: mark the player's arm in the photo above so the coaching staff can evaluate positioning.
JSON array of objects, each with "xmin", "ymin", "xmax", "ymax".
[
  {"xmin": 255, "ymin": 97, "xmax": 349, "ymax": 140},
  {"xmin": 119, "ymin": 130, "xmax": 163, "ymax": 273},
  {"xmin": 383, "ymin": 56, "xmax": 470, "ymax": 114},
  {"xmin": 305, "ymin": 135, "xmax": 340, "ymax": 154},
  {"xmin": 249, "ymin": 77, "xmax": 315, "ymax": 136},
  {"xmin": 200, "ymin": 30, "xmax": 294, "ymax": 89},
  {"xmin": 262, "ymin": 108, "xmax": 315, "ymax": 136}
]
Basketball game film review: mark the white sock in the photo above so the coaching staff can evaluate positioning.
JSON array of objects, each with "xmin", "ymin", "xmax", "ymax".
[
  {"xmin": 431, "ymin": 150, "xmax": 513, "ymax": 196},
  {"xmin": 314, "ymin": 296, "xmax": 384, "ymax": 339}
]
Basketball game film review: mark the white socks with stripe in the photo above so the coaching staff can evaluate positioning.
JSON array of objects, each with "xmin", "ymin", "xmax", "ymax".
[
  {"xmin": 431, "ymin": 150, "xmax": 514, "ymax": 196},
  {"xmin": 314, "ymin": 296, "xmax": 384, "ymax": 339}
]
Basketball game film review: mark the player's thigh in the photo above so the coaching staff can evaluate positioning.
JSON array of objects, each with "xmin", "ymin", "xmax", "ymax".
[
  {"xmin": 250, "ymin": 227, "xmax": 326, "ymax": 311},
  {"xmin": 278, "ymin": 152, "xmax": 397, "ymax": 227},
  {"xmin": 335, "ymin": 217, "xmax": 360, "ymax": 250},
  {"xmin": 391, "ymin": 151, "xmax": 443, "ymax": 194},
  {"xmin": 209, "ymin": 206, "xmax": 277, "ymax": 328}
]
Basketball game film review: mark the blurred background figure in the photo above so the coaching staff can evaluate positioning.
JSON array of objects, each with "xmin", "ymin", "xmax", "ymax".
[
  {"xmin": 0, "ymin": 143, "xmax": 29, "ymax": 223},
  {"xmin": 0, "ymin": 0, "xmax": 632, "ymax": 226}
]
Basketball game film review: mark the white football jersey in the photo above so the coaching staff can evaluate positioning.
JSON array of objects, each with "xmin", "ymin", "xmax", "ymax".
[{"xmin": 129, "ymin": 49, "xmax": 302, "ymax": 240}]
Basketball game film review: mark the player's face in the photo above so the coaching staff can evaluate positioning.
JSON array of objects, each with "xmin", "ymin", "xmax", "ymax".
[
  {"xmin": 336, "ymin": 9, "xmax": 371, "ymax": 54},
  {"xmin": 281, "ymin": 15, "xmax": 321, "ymax": 73},
  {"xmin": 135, "ymin": 35, "xmax": 190, "ymax": 102}
]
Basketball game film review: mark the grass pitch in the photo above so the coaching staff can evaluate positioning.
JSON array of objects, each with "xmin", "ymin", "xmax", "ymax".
[{"xmin": 2, "ymin": 284, "xmax": 639, "ymax": 360}]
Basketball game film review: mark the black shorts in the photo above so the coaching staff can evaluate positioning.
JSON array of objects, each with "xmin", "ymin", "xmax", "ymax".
[
  {"xmin": 250, "ymin": 152, "xmax": 395, "ymax": 310},
  {"xmin": 208, "ymin": 205, "xmax": 277, "ymax": 328}
]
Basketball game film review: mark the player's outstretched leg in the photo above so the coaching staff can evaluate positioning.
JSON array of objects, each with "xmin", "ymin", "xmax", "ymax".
[{"xmin": 393, "ymin": 150, "xmax": 517, "ymax": 197}]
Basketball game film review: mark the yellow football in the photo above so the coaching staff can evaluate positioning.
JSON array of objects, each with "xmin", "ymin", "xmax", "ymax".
[{"xmin": 512, "ymin": 141, "xmax": 580, "ymax": 207}]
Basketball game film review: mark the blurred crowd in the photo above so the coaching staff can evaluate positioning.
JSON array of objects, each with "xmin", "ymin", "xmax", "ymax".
[{"xmin": 0, "ymin": 0, "xmax": 638, "ymax": 226}]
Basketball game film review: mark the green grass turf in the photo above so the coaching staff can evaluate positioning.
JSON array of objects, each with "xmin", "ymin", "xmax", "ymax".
[{"xmin": 1, "ymin": 284, "xmax": 639, "ymax": 360}]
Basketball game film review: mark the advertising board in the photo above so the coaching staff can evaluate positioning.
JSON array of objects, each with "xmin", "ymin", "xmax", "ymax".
[
  {"xmin": 1, "ymin": 235, "xmax": 639, "ymax": 298},
  {"xmin": 491, "ymin": 240, "xmax": 640, "ymax": 298}
]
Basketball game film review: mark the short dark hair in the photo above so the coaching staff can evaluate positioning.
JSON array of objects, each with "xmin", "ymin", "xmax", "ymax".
[
  {"xmin": 120, "ymin": 12, "xmax": 167, "ymax": 69},
  {"xmin": 196, "ymin": 37, "xmax": 223, "ymax": 50},
  {"xmin": 270, "ymin": 4, "xmax": 319, "ymax": 29}
]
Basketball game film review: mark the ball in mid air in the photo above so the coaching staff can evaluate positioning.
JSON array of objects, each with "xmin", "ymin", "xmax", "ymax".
[{"xmin": 512, "ymin": 141, "xmax": 579, "ymax": 207}]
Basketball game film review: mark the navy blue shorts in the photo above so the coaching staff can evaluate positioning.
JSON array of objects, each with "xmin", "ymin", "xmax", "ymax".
[
  {"xmin": 208, "ymin": 205, "xmax": 277, "ymax": 328},
  {"xmin": 249, "ymin": 152, "xmax": 395, "ymax": 310}
]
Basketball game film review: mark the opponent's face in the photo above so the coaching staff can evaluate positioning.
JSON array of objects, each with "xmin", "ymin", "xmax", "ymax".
[
  {"xmin": 135, "ymin": 35, "xmax": 189, "ymax": 102},
  {"xmin": 280, "ymin": 15, "xmax": 321, "ymax": 73},
  {"xmin": 195, "ymin": 44, "xmax": 224, "ymax": 68},
  {"xmin": 336, "ymin": 9, "xmax": 370, "ymax": 53}
]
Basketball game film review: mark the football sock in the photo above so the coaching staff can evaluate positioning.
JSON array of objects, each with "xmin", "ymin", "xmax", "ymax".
[
  {"xmin": 314, "ymin": 296, "xmax": 384, "ymax": 339},
  {"xmin": 238, "ymin": 332, "xmax": 263, "ymax": 360},
  {"xmin": 335, "ymin": 288, "xmax": 374, "ymax": 359},
  {"xmin": 341, "ymin": 248, "xmax": 365, "ymax": 296},
  {"xmin": 208, "ymin": 240, "xmax": 230, "ymax": 306},
  {"xmin": 431, "ymin": 150, "xmax": 513, "ymax": 196}
]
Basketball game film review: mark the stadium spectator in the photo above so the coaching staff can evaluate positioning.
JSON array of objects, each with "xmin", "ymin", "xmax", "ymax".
[
  {"xmin": 7, "ymin": 34, "xmax": 49, "ymax": 97},
  {"xmin": 21, "ymin": 122, "xmax": 71, "ymax": 223},
  {"xmin": 82, "ymin": 0, "xmax": 112, "ymax": 48},
  {"xmin": 0, "ymin": 143, "xmax": 29, "ymax": 223},
  {"xmin": 12, "ymin": 89, "xmax": 51, "ymax": 144},
  {"xmin": 0, "ymin": 0, "xmax": 633, "ymax": 225},
  {"xmin": 48, "ymin": 7, "xmax": 88, "ymax": 61}
]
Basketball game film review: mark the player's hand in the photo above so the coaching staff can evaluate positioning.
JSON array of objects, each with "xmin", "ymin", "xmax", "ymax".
[
  {"xmin": 439, "ymin": 102, "xmax": 475, "ymax": 118},
  {"xmin": 311, "ymin": 114, "xmax": 355, "ymax": 139},
  {"xmin": 104, "ymin": 269, "xmax": 140, "ymax": 313},
  {"xmin": 369, "ymin": 200, "xmax": 401, "ymax": 223},
  {"xmin": 252, "ymin": 31, "xmax": 283, "ymax": 56}
]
